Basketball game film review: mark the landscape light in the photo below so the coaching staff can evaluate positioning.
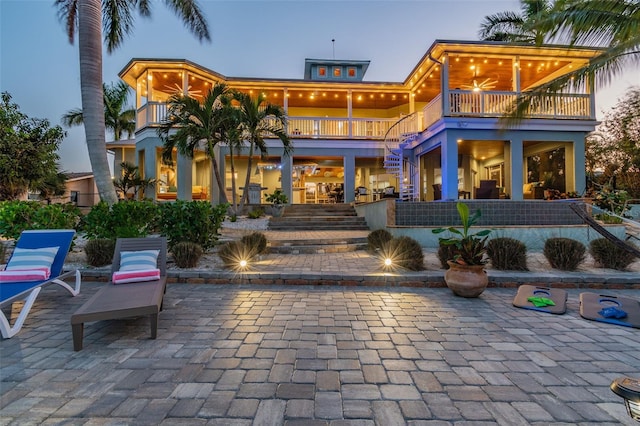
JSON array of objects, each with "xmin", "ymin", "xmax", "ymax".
[
  {"xmin": 611, "ymin": 377, "xmax": 640, "ymax": 421},
  {"xmin": 384, "ymin": 258, "xmax": 393, "ymax": 267},
  {"xmin": 239, "ymin": 259, "xmax": 248, "ymax": 268}
]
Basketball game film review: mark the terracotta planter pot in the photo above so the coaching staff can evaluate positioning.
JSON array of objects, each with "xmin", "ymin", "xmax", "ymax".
[{"xmin": 444, "ymin": 261, "xmax": 488, "ymax": 298}]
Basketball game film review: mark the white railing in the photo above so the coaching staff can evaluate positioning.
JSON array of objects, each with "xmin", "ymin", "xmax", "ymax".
[{"xmin": 139, "ymin": 92, "xmax": 593, "ymax": 135}]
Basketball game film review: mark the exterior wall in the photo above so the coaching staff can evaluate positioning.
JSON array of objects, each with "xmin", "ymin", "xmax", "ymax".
[{"xmin": 66, "ymin": 178, "xmax": 99, "ymax": 207}]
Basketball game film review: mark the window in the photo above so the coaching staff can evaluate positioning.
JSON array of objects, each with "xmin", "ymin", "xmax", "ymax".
[
  {"xmin": 347, "ymin": 67, "xmax": 356, "ymax": 78},
  {"xmin": 318, "ymin": 67, "xmax": 327, "ymax": 77},
  {"xmin": 333, "ymin": 67, "xmax": 342, "ymax": 77}
]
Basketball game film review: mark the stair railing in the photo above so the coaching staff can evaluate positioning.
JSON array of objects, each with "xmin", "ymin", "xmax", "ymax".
[{"xmin": 383, "ymin": 113, "xmax": 420, "ymax": 201}]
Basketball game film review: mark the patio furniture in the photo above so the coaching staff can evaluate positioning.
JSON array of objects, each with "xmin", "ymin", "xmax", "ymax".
[
  {"xmin": 381, "ymin": 186, "xmax": 399, "ymax": 199},
  {"xmin": 355, "ymin": 186, "xmax": 369, "ymax": 202},
  {"xmin": 432, "ymin": 184, "xmax": 442, "ymax": 200},
  {"xmin": 0, "ymin": 229, "xmax": 81, "ymax": 338},
  {"xmin": 474, "ymin": 180, "xmax": 500, "ymax": 199},
  {"xmin": 70, "ymin": 237, "xmax": 167, "ymax": 351}
]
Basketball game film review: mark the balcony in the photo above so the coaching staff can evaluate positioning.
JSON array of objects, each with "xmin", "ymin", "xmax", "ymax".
[
  {"xmin": 423, "ymin": 90, "xmax": 593, "ymax": 129},
  {"xmin": 136, "ymin": 90, "xmax": 593, "ymax": 139}
]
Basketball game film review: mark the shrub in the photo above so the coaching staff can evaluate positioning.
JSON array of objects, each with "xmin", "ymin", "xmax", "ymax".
[
  {"xmin": 247, "ymin": 208, "xmax": 264, "ymax": 219},
  {"xmin": 241, "ymin": 232, "xmax": 268, "ymax": 255},
  {"xmin": 218, "ymin": 240, "xmax": 259, "ymax": 268},
  {"xmin": 543, "ymin": 237, "xmax": 586, "ymax": 271},
  {"xmin": 367, "ymin": 229, "xmax": 393, "ymax": 251},
  {"xmin": 158, "ymin": 201, "xmax": 228, "ymax": 251},
  {"xmin": 172, "ymin": 241, "xmax": 204, "ymax": 268},
  {"xmin": 0, "ymin": 201, "xmax": 81, "ymax": 240},
  {"xmin": 381, "ymin": 236, "xmax": 424, "ymax": 271},
  {"xmin": 81, "ymin": 200, "xmax": 159, "ymax": 239},
  {"xmin": 84, "ymin": 238, "xmax": 116, "ymax": 267},
  {"xmin": 436, "ymin": 242, "xmax": 457, "ymax": 269},
  {"xmin": 487, "ymin": 237, "xmax": 528, "ymax": 271},
  {"xmin": 589, "ymin": 238, "xmax": 637, "ymax": 270}
]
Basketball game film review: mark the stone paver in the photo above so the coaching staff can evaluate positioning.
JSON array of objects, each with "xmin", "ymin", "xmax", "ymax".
[{"xmin": 1, "ymin": 283, "xmax": 639, "ymax": 425}]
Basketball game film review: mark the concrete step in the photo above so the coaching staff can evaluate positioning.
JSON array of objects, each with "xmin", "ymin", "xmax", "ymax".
[
  {"xmin": 270, "ymin": 203, "xmax": 369, "ymax": 231},
  {"xmin": 268, "ymin": 237, "xmax": 368, "ymax": 254}
]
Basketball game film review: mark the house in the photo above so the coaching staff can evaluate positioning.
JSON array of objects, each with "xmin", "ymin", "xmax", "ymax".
[
  {"xmin": 65, "ymin": 172, "xmax": 100, "ymax": 207},
  {"xmin": 117, "ymin": 39, "xmax": 601, "ymax": 204}
]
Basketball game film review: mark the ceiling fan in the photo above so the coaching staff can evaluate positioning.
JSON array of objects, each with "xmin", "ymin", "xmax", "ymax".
[
  {"xmin": 163, "ymin": 83, "xmax": 202, "ymax": 97},
  {"xmin": 460, "ymin": 70, "xmax": 498, "ymax": 92}
]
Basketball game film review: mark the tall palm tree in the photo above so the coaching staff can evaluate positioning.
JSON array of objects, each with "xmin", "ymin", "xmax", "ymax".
[
  {"xmin": 234, "ymin": 92, "xmax": 292, "ymax": 212},
  {"xmin": 62, "ymin": 81, "xmax": 135, "ymax": 141},
  {"xmin": 55, "ymin": 0, "xmax": 210, "ymax": 205},
  {"xmin": 500, "ymin": 0, "xmax": 640, "ymax": 122},
  {"xmin": 157, "ymin": 83, "xmax": 231, "ymax": 204},
  {"xmin": 479, "ymin": 0, "xmax": 557, "ymax": 45}
]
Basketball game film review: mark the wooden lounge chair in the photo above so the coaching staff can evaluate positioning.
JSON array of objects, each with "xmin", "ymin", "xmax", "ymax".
[
  {"xmin": 70, "ymin": 237, "xmax": 167, "ymax": 351},
  {"xmin": 1, "ymin": 229, "xmax": 81, "ymax": 338}
]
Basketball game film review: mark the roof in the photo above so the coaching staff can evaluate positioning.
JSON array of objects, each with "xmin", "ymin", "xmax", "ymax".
[{"xmin": 65, "ymin": 172, "xmax": 94, "ymax": 182}]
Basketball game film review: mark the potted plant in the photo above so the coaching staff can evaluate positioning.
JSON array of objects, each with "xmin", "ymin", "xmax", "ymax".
[
  {"xmin": 432, "ymin": 202, "xmax": 491, "ymax": 297},
  {"xmin": 265, "ymin": 189, "xmax": 288, "ymax": 217}
]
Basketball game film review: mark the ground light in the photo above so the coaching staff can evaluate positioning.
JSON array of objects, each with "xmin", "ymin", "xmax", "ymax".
[
  {"xmin": 384, "ymin": 258, "xmax": 393, "ymax": 267},
  {"xmin": 611, "ymin": 377, "xmax": 640, "ymax": 421},
  {"xmin": 239, "ymin": 259, "xmax": 248, "ymax": 269}
]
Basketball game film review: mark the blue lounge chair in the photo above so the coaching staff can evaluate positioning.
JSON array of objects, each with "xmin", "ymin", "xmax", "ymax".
[{"xmin": 0, "ymin": 229, "xmax": 81, "ymax": 338}]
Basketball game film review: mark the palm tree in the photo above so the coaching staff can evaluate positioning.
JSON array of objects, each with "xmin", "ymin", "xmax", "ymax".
[
  {"xmin": 62, "ymin": 81, "xmax": 136, "ymax": 141},
  {"xmin": 55, "ymin": 0, "xmax": 210, "ymax": 205},
  {"xmin": 499, "ymin": 0, "xmax": 640, "ymax": 122},
  {"xmin": 234, "ymin": 92, "xmax": 292, "ymax": 212},
  {"xmin": 113, "ymin": 161, "xmax": 155, "ymax": 199},
  {"xmin": 157, "ymin": 83, "xmax": 231, "ymax": 204},
  {"xmin": 479, "ymin": 0, "xmax": 557, "ymax": 45}
]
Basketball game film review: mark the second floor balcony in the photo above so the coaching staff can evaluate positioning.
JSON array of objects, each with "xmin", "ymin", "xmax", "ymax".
[{"xmin": 137, "ymin": 88, "xmax": 593, "ymax": 141}]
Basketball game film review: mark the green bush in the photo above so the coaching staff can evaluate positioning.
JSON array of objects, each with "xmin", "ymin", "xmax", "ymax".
[
  {"xmin": 241, "ymin": 232, "xmax": 268, "ymax": 254},
  {"xmin": 436, "ymin": 242, "xmax": 457, "ymax": 269},
  {"xmin": 218, "ymin": 240, "xmax": 259, "ymax": 268},
  {"xmin": 381, "ymin": 236, "xmax": 424, "ymax": 271},
  {"xmin": 158, "ymin": 200, "xmax": 228, "ymax": 251},
  {"xmin": 543, "ymin": 237, "xmax": 586, "ymax": 271},
  {"xmin": 589, "ymin": 238, "xmax": 637, "ymax": 270},
  {"xmin": 247, "ymin": 208, "xmax": 264, "ymax": 219},
  {"xmin": 172, "ymin": 241, "xmax": 204, "ymax": 268},
  {"xmin": 84, "ymin": 238, "xmax": 116, "ymax": 267},
  {"xmin": 81, "ymin": 200, "xmax": 159, "ymax": 239},
  {"xmin": 367, "ymin": 229, "xmax": 393, "ymax": 251},
  {"xmin": 0, "ymin": 200, "xmax": 81, "ymax": 240},
  {"xmin": 487, "ymin": 237, "xmax": 528, "ymax": 271}
]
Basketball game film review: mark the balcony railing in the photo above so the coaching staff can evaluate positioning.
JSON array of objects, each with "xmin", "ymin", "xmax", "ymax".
[
  {"xmin": 137, "ymin": 91, "xmax": 593, "ymax": 137},
  {"xmin": 422, "ymin": 91, "xmax": 592, "ymax": 128}
]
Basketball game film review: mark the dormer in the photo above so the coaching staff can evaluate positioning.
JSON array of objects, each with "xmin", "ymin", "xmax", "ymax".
[{"xmin": 303, "ymin": 59, "xmax": 370, "ymax": 81}]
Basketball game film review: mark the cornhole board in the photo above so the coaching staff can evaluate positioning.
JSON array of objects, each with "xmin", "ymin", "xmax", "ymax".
[
  {"xmin": 513, "ymin": 285, "xmax": 568, "ymax": 314},
  {"xmin": 580, "ymin": 292, "xmax": 640, "ymax": 328}
]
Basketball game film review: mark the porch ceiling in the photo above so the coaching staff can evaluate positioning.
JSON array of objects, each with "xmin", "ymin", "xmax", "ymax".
[{"xmin": 458, "ymin": 140, "xmax": 505, "ymax": 160}]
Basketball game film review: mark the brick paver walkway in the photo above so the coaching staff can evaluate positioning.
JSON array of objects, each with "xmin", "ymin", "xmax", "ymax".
[{"xmin": 2, "ymin": 283, "xmax": 639, "ymax": 424}]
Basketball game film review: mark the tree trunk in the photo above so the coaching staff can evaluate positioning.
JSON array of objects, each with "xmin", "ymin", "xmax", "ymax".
[
  {"xmin": 238, "ymin": 142, "xmax": 255, "ymax": 211},
  {"xmin": 229, "ymin": 146, "xmax": 238, "ymax": 214},
  {"xmin": 78, "ymin": 0, "xmax": 118, "ymax": 204}
]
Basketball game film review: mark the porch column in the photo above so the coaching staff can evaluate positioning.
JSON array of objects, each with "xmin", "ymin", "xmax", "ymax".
[
  {"xmin": 347, "ymin": 90, "xmax": 353, "ymax": 138},
  {"xmin": 509, "ymin": 138, "xmax": 524, "ymax": 200},
  {"xmin": 281, "ymin": 154, "xmax": 293, "ymax": 205},
  {"xmin": 143, "ymin": 147, "xmax": 157, "ymax": 200},
  {"xmin": 442, "ymin": 134, "xmax": 458, "ymax": 200},
  {"xmin": 343, "ymin": 154, "xmax": 356, "ymax": 203},
  {"xmin": 177, "ymin": 153, "xmax": 192, "ymax": 200},
  {"xmin": 442, "ymin": 54, "xmax": 450, "ymax": 114},
  {"xmin": 571, "ymin": 136, "xmax": 586, "ymax": 194}
]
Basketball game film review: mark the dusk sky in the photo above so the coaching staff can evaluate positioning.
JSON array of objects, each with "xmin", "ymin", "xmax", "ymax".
[{"xmin": 1, "ymin": 0, "xmax": 637, "ymax": 173}]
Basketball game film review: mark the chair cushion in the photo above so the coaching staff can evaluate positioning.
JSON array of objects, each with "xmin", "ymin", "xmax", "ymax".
[
  {"xmin": 523, "ymin": 183, "xmax": 533, "ymax": 193},
  {"xmin": 119, "ymin": 250, "xmax": 160, "ymax": 271},
  {"xmin": 6, "ymin": 246, "xmax": 59, "ymax": 272},
  {"xmin": 0, "ymin": 268, "xmax": 50, "ymax": 283},
  {"xmin": 383, "ymin": 187, "xmax": 395, "ymax": 195},
  {"xmin": 112, "ymin": 268, "xmax": 161, "ymax": 284}
]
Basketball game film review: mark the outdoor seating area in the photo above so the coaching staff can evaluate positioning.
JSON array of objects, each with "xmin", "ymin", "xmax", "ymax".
[{"xmin": 0, "ymin": 229, "xmax": 81, "ymax": 338}]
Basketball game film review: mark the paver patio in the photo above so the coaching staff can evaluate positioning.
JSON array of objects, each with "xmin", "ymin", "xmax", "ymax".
[{"xmin": 1, "ymin": 282, "xmax": 639, "ymax": 424}]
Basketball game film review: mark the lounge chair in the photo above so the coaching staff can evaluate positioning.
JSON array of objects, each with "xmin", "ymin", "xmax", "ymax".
[
  {"xmin": 70, "ymin": 237, "xmax": 167, "ymax": 351},
  {"xmin": 0, "ymin": 229, "xmax": 81, "ymax": 338}
]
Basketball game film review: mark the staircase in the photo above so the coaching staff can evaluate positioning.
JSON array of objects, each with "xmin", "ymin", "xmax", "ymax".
[
  {"xmin": 268, "ymin": 204, "xmax": 369, "ymax": 231},
  {"xmin": 267, "ymin": 204, "xmax": 369, "ymax": 254},
  {"xmin": 383, "ymin": 113, "xmax": 420, "ymax": 201}
]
